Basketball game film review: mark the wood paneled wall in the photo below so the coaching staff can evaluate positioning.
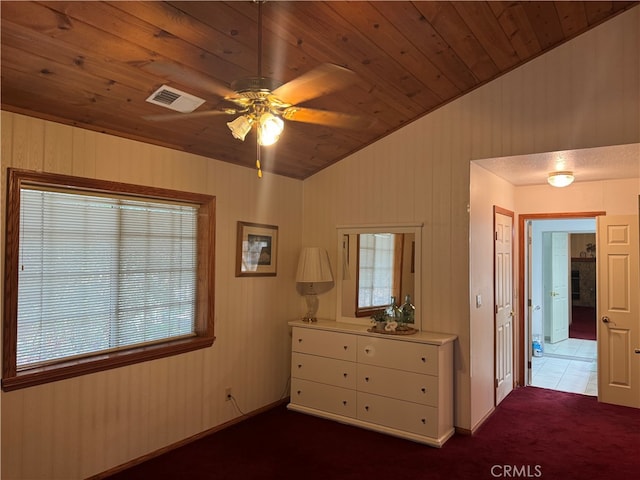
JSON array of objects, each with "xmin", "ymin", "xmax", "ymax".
[
  {"xmin": 301, "ymin": 7, "xmax": 639, "ymax": 431},
  {"xmin": 0, "ymin": 112, "xmax": 304, "ymax": 479}
]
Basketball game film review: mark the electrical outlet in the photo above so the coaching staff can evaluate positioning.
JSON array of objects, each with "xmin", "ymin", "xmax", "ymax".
[{"xmin": 225, "ymin": 387, "xmax": 232, "ymax": 401}]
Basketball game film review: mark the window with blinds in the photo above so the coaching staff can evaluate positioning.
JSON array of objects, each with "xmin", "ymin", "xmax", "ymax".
[{"xmin": 2, "ymin": 169, "xmax": 215, "ymax": 391}]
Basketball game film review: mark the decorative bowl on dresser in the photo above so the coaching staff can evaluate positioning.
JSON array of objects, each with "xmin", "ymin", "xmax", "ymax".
[{"xmin": 287, "ymin": 319, "xmax": 457, "ymax": 447}]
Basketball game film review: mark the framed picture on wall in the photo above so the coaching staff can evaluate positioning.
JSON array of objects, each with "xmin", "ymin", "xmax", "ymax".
[{"xmin": 235, "ymin": 221, "xmax": 279, "ymax": 277}]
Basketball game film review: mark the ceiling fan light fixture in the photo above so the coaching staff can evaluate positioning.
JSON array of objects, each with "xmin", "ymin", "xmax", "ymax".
[
  {"xmin": 257, "ymin": 113, "xmax": 284, "ymax": 146},
  {"xmin": 227, "ymin": 115, "xmax": 253, "ymax": 141},
  {"xmin": 547, "ymin": 171, "xmax": 574, "ymax": 188}
]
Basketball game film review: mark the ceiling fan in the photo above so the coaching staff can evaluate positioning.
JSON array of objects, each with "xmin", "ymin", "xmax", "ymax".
[{"xmin": 143, "ymin": 0, "xmax": 368, "ymax": 177}]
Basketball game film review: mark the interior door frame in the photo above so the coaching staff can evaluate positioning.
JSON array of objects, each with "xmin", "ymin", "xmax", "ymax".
[{"xmin": 516, "ymin": 211, "xmax": 606, "ymax": 386}]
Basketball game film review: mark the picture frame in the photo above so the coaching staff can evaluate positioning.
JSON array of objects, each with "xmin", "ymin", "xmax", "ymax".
[{"xmin": 235, "ymin": 221, "xmax": 278, "ymax": 277}]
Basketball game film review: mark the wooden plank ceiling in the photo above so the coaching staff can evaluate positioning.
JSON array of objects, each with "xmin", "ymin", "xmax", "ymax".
[{"xmin": 1, "ymin": 1, "xmax": 637, "ymax": 179}]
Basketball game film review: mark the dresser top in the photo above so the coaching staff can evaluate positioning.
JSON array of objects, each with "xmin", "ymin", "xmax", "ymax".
[{"xmin": 288, "ymin": 319, "xmax": 457, "ymax": 346}]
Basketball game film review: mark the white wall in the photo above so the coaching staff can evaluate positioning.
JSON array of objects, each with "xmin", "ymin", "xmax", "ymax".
[
  {"xmin": 0, "ymin": 112, "xmax": 304, "ymax": 479},
  {"xmin": 516, "ymin": 178, "xmax": 640, "ymax": 216},
  {"xmin": 469, "ymin": 163, "xmax": 516, "ymax": 427},
  {"xmin": 302, "ymin": 6, "xmax": 639, "ymax": 431}
]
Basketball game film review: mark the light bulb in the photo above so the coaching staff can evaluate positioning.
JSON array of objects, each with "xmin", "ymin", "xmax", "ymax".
[{"xmin": 257, "ymin": 113, "xmax": 284, "ymax": 146}]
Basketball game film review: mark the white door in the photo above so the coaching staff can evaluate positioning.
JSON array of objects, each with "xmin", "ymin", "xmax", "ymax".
[
  {"xmin": 543, "ymin": 232, "xmax": 570, "ymax": 344},
  {"xmin": 495, "ymin": 210, "xmax": 514, "ymax": 404},
  {"xmin": 597, "ymin": 214, "xmax": 640, "ymax": 408}
]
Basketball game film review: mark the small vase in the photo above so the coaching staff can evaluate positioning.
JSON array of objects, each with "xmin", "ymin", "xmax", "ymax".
[{"xmin": 401, "ymin": 294, "xmax": 415, "ymax": 324}]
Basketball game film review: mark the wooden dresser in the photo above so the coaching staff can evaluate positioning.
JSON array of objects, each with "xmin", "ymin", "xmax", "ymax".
[{"xmin": 287, "ymin": 320, "xmax": 456, "ymax": 447}]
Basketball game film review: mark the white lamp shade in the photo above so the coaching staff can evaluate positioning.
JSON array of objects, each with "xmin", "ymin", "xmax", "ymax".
[
  {"xmin": 547, "ymin": 171, "xmax": 574, "ymax": 187},
  {"xmin": 296, "ymin": 247, "xmax": 334, "ymax": 321},
  {"xmin": 227, "ymin": 115, "xmax": 253, "ymax": 141},
  {"xmin": 296, "ymin": 247, "xmax": 334, "ymax": 284}
]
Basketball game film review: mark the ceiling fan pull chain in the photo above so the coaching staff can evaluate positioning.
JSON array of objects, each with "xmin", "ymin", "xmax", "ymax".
[{"xmin": 256, "ymin": 141, "xmax": 263, "ymax": 178}]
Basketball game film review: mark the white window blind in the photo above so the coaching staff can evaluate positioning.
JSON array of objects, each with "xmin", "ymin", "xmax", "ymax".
[
  {"xmin": 358, "ymin": 233, "xmax": 395, "ymax": 309},
  {"xmin": 17, "ymin": 187, "xmax": 198, "ymax": 370}
]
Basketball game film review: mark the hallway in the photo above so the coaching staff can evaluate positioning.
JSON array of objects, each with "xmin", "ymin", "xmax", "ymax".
[{"xmin": 531, "ymin": 338, "xmax": 597, "ymax": 396}]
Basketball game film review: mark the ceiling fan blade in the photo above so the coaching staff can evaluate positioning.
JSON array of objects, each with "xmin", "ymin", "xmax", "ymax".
[
  {"xmin": 139, "ymin": 61, "xmax": 238, "ymax": 100},
  {"xmin": 143, "ymin": 109, "xmax": 234, "ymax": 122},
  {"xmin": 282, "ymin": 107, "xmax": 373, "ymax": 130},
  {"xmin": 272, "ymin": 63, "xmax": 358, "ymax": 106}
]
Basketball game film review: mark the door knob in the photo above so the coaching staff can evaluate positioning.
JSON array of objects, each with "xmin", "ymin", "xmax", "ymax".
[{"xmin": 602, "ymin": 316, "xmax": 617, "ymax": 326}]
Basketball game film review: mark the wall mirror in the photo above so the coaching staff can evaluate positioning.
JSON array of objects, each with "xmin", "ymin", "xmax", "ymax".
[{"xmin": 335, "ymin": 224, "xmax": 422, "ymax": 329}]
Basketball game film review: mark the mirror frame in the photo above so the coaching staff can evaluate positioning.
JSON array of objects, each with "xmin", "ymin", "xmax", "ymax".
[{"xmin": 335, "ymin": 223, "xmax": 423, "ymax": 330}]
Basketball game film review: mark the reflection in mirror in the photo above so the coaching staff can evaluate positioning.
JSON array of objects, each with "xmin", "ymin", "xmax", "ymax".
[
  {"xmin": 336, "ymin": 225, "xmax": 422, "ymax": 328},
  {"xmin": 349, "ymin": 233, "xmax": 414, "ymax": 318}
]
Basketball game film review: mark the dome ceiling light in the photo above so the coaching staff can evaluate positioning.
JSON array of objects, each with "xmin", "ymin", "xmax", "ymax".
[{"xmin": 547, "ymin": 171, "xmax": 575, "ymax": 187}]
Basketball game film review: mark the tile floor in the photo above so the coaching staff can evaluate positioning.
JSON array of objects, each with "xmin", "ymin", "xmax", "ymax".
[{"xmin": 530, "ymin": 338, "xmax": 597, "ymax": 396}]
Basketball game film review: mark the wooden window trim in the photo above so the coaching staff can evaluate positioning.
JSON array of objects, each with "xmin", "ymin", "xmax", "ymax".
[{"xmin": 2, "ymin": 168, "xmax": 216, "ymax": 391}]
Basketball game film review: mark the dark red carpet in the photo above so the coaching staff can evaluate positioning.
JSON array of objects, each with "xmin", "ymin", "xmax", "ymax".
[
  {"xmin": 106, "ymin": 386, "xmax": 639, "ymax": 480},
  {"xmin": 570, "ymin": 306, "xmax": 597, "ymax": 340}
]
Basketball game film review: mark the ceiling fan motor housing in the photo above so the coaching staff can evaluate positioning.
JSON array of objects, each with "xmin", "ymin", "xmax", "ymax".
[{"xmin": 231, "ymin": 76, "xmax": 283, "ymax": 99}]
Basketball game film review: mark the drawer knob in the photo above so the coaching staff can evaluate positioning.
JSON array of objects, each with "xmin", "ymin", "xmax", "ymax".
[
  {"xmin": 343, "ymin": 373, "xmax": 348, "ymax": 378},
  {"xmin": 297, "ymin": 390, "xmax": 302, "ymax": 395},
  {"xmin": 421, "ymin": 387, "xmax": 426, "ymax": 393},
  {"xmin": 421, "ymin": 418, "xmax": 426, "ymax": 424},
  {"xmin": 343, "ymin": 345, "xmax": 348, "ymax": 350},
  {"xmin": 297, "ymin": 364, "xmax": 302, "ymax": 368},
  {"xmin": 365, "ymin": 376, "xmax": 370, "ymax": 382},
  {"xmin": 298, "ymin": 338, "xmax": 303, "ymax": 343},
  {"xmin": 421, "ymin": 357, "xmax": 426, "ymax": 363},
  {"xmin": 343, "ymin": 400, "xmax": 348, "ymax": 406},
  {"xmin": 365, "ymin": 405, "xmax": 369, "ymax": 411},
  {"xmin": 365, "ymin": 348, "xmax": 370, "ymax": 353}
]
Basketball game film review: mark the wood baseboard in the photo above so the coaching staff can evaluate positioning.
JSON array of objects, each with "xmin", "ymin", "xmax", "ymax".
[
  {"xmin": 455, "ymin": 405, "xmax": 497, "ymax": 436},
  {"xmin": 88, "ymin": 397, "xmax": 290, "ymax": 479}
]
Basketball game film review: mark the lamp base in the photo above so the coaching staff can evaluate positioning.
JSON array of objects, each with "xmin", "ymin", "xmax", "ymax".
[{"xmin": 302, "ymin": 293, "xmax": 319, "ymax": 323}]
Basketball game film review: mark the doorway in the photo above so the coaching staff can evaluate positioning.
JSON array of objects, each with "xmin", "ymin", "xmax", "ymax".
[{"xmin": 518, "ymin": 213, "xmax": 604, "ymax": 396}]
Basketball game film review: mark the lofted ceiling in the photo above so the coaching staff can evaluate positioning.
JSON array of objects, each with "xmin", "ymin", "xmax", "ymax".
[{"xmin": 1, "ymin": 1, "xmax": 637, "ymax": 180}]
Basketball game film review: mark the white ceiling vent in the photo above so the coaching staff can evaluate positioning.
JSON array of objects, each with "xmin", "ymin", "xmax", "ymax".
[{"xmin": 145, "ymin": 85, "xmax": 205, "ymax": 113}]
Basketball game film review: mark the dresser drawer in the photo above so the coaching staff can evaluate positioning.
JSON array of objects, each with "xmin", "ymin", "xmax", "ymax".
[
  {"xmin": 292, "ymin": 327, "xmax": 357, "ymax": 361},
  {"xmin": 292, "ymin": 352, "xmax": 357, "ymax": 389},
  {"xmin": 291, "ymin": 378, "xmax": 357, "ymax": 418},
  {"xmin": 357, "ymin": 336, "xmax": 438, "ymax": 375},
  {"xmin": 357, "ymin": 364, "xmax": 438, "ymax": 406},
  {"xmin": 357, "ymin": 392, "xmax": 438, "ymax": 438}
]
